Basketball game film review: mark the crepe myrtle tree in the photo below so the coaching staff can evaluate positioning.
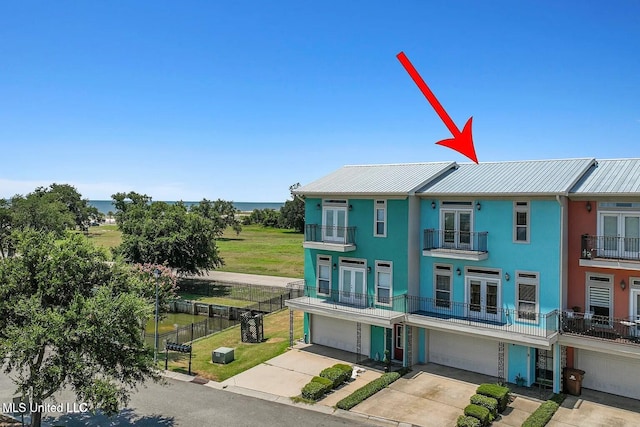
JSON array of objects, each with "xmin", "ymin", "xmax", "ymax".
[{"xmin": 0, "ymin": 230, "xmax": 176, "ymax": 427}]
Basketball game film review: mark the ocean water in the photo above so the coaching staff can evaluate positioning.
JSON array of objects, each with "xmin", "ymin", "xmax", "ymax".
[{"xmin": 89, "ymin": 200, "xmax": 284, "ymax": 215}]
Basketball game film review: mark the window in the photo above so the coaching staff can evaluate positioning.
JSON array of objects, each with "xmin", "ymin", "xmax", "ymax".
[
  {"xmin": 440, "ymin": 202, "xmax": 473, "ymax": 249},
  {"xmin": 374, "ymin": 200, "xmax": 386, "ymax": 237},
  {"xmin": 317, "ymin": 255, "xmax": 331, "ymax": 295},
  {"xmin": 322, "ymin": 200, "xmax": 348, "ymax": 243},
  {"xmin": 516, "ymin": 271, "xmax": 538, "ymax": 321},
  {"xmin": 598, "ymin": 209, "xmax": 640, "ymax": 257},
  {"xmin": 514, "ymin": 201, "xmax": 530, "ymax": 243},
  {"xmin": 434, "ymin": 264, "xmax": 452, "ymax": 308},
  {"xmin": 586, "ymin": 273, "xmax": 613, "ymax": 321},
  {"xmin": 375, "ymin": 261, "xmax": 392, "ymax": 304}
]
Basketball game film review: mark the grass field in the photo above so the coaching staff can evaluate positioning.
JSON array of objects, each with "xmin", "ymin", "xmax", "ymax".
[
  {"xmin": 86, "ymin": 223, "xmax": 303, "ymax": 278},
  {"xmin": 216, "ymin": 225, "xmax": 303, "ymax": 278},
  {"xmin": 164, "ymin": 309, "xmax": 303, "ymax": 381},
  {"xmin": 176, "ymin": 293, "xmax": 255, "ymax": 308},
  {"xmin": 145, "ymin": 312, "xmax": 208, "ymax": 334}
]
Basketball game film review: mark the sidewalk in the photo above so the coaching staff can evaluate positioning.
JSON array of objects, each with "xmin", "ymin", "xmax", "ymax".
[{"xmin": 190, "ymin": 271, "xmax": 303, "ymax": 288}]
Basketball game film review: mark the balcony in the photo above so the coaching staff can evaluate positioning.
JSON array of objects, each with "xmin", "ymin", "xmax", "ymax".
[
  {"xmin": 303, "ymin": 224, "xmax": 357, "ymax": 252},
  {"xmin": 422, "ymin": 229, "xmax": 489, "ymax": 261},
  {"xmin": 285, "ymin": 286, "xmax": 406, "ymax": 327},
  {"xmin": 559, "ymin": 311, "xmax": 640, "ymax": 357},
  {"xmin": 579, "ymin": 234, "xmax": 640, "ymax": 270},
  {"xmin": 405, "ymin": 295, "xmax": 558, "ymax": 348}
]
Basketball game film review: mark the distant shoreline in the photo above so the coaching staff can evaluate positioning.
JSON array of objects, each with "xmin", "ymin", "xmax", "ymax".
[{"xmin": 89, "ymin": 200, "xmax": 285, "ymax": 216}]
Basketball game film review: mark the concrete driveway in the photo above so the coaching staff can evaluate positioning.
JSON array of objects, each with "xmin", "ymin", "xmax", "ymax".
[{"xmin": 549, "ymin": 389, "xmax": 640, "ymax": 427}]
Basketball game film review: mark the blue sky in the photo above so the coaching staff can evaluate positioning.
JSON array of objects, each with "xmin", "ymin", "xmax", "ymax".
[{"xmin": 1, "ymin": 1, "xmax": 638, "ymax": 202}]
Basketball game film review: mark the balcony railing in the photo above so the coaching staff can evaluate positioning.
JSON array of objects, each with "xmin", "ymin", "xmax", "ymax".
[
  {"xmin": 581, "ymin": 234, "xmax": 640, "ymax": 262},
  {"xmin": 305, "ymin": 224, "xmax": 356, "ymax": 246},
  {"xmin": 560, "ymin": 311, "xmax": 640, "ymax": 345},
  {"xmin": 406, "ymin": 295, "xmax": 557, "ymax": 338},
  {"xmin": 298, "ymin": 286, "xmax": 407, "ymax": 319},
  {"xmin": 424, "ymin": 229, "xmax": 488, "ymax": 253}
]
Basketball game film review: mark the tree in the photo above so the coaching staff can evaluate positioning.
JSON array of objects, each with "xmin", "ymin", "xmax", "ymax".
[
  {"xmin": 0, "ymin": 199, "xmax": 12, "ymax": 258},
  {"xmin": 280, "ymin": 183, "xmax": 305, "ymax": 232},
  {"xmin": 0, "ymin": 230, "xmax": 174, "ymax": 427},
  {"xmin": 46, "ymin": 183, "xmax": 103, "ymax": 231},
  {"xmin": 189, "ymin": 198, "xmax": 242, "ymax": 236},
  {"xmin": 112, "ymin": 192, "xmax": 224, "ymax": 275}
]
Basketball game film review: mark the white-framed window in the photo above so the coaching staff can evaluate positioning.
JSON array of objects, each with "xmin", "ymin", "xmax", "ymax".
[
  {"xmin": 434, "ymin": 264, "xmax": 453, "ymax": 308},
  {"xmin": 516, "ymin": 271, "xmax": 539, "ymax": 321},
  {"xmin": 597, "ymin": 207, "xmax": 640, "ymax": 258},
  {"xmin": 375, "ymin": 261, "xmax": 392, "ymax": 305},
  {"xmin": 374, "ymin": 200, "xmax": 387, "ymax": 237},
  {"xmin": 630, "ymin": 277, "xmax": 640, "ymax": 321},
  {"xmin": 317, "ymin": 255, "xmax": 332, "ymax": 295},
  {"xmin": 322, "ymin": 199, "xmax": 348, "ymax": 243},
  {"xmin": 513, "ymin": 201, "xmax": 530, "ymax": 243},
  {"xmin": 440, "ymin": 201, "xmax": 473, "ymax": 249},
  {"xmin": 586, "ymin": 273, "xmax": 613, "ymax": 319}
]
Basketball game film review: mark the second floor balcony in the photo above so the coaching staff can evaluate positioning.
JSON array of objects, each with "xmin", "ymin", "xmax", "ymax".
[
  {"xmin": 580, "ymin": 234, "xmax": 640, "ymax": 269},
  {"xmin": 303, "ymin": 224, "xmax": 357, "ymax": 252},
  {"xmin": 423, "ymin": 228, "xmax": 489, "ymax": 261},
  {"xmin": 559, "ymin": 310, "xmax": 640, "ymax": 356}
]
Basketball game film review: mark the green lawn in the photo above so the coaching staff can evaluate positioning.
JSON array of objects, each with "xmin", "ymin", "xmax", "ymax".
[
  {"xmin": 145, "ymin": 312, "xmax": 208, "ymax": 334},
  {"xmin": 86, "ymin": 223, "xmax": 303, "ymax": 278},
  {"xmin": 163, "ymin": 309, "xmax": 303, "ymax": 381}
]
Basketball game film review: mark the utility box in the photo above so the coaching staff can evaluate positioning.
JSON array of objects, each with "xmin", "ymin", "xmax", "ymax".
[{"xmin": 212, "ymin": 347, "xmax": 234, "ymax": 364}]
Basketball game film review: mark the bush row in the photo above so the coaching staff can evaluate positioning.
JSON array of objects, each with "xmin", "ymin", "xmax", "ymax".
[
  {"xmin": 476, "ymin": 383, "xmax": 510, "ymax": 413},
  {"xmin": 335, "ymin": 372, "xmax": 401, "ymax": 410},
  {"xmin": 456, "ymin": 415, "xmax": 482, "ymax": 427},
  {"xmin": 521, "ymin": 394, "xmax": 565, "ymax": 427},
  {"xmin": 456, "ymin": 383, "xmax": 511, "ymax": 427},
  {"xmin": 300, "ymin": 364, "xmax": 353, "ymax": 402},
  {"xmin": 470, "ymin": 394, "xmax": 498, "ymax": 419},
  {"xmin": 464, "ymin": 404, "xmax": 491, "ymax": 427}
]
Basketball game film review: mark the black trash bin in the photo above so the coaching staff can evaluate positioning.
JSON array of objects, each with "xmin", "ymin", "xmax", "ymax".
[{"xmin": 563, "ymin": 367, "xmax": 585, "ymax": 396}]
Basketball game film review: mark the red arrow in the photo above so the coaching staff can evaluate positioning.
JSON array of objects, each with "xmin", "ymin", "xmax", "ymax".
[{"xmin": 396, "ymin": 51, "xmax": 478, "ymax": 163}]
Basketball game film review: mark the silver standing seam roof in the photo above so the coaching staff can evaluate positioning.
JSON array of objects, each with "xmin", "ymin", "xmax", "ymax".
[
  {"xmin": 294, "ymin": 162, "xmax": 457, "ymax": 196},
  {"xmin": 417, "ymin": 158, "xmax": 596, "ymax": 196},
  {"xmin": 570, "ymin": 159, "xmax": 640, "ymax": 196}
]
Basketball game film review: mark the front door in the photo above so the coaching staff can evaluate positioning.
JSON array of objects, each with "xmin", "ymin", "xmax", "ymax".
[
  {"xmin": 339, "ymin": 267, "xmax": 365, "ymax": 306},
  {"xmin": 393, "ymin": 324, "xmax": 404, "ymax": 361},
  {"xmin": 468, "ymin": 278, "xmax": 499, "ymax": 322}
]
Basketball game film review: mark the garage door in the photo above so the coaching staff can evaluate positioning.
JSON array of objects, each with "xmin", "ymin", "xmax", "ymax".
[
  {"xmin": 310, "ymin": 315, "xmax": 370, "ymax": 355},
  {"xmin": 576, "ymin": 350, "xmax": 640, "ymax": 399},
  {"xmin": 428, "ymin": 330, "xmax": 499, "ymax": 377}
]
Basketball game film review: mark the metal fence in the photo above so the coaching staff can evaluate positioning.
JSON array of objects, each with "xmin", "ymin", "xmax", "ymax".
[
  {"xmin": 144, "ymin": 316, "xmax": 239, "ymax": 348},
  {"xmin": 178, "ymin": 279, "xmax": 299, "ymax": 302}
]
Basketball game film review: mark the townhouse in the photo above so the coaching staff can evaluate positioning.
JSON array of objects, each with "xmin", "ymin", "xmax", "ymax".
[{"xmin": 286, "ymin": 157, "xmax": 640, "ymax": 399}]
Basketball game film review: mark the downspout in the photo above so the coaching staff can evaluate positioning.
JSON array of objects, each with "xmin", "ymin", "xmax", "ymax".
[{"xmin": 555, "ymin": 194, "xmax": 564, "ymax": 394}]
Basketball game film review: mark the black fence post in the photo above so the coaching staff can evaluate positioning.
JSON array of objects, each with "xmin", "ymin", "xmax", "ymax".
[
  {"xmin": 176, "ymin": 327, "xmax": 179, "ymax": 344},
  {"xmin": 165, "ymin": 343, "xmax": 168, "ymax": 370},
  {"xmin": 191, "ymin": 323, "xmax": 194, "ymax": 342}
]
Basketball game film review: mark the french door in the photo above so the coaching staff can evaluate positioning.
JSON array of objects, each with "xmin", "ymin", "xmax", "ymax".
[
  {"xmin": 442, "ymin": 210, "xmax": 472, "ymax": 250},
  {"xmin": 323, "ymin": 207, "xmax": 347, "ymax": 243},
  {"xmin": 601, "ymin": 213, "xmax": 640, "ymax": 259},
  {"xmin": 339, "ymin": 266, "xmax": 366, "ymax": 306},
  {"xmin": 467, "ymin": 278, "xmax": 499, "ymax": 322}
]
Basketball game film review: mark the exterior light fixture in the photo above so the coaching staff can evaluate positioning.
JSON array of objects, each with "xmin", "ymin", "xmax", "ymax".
[
  {"xmin": 431, "ymin": 201, "xmax": 436, "ymax": 209},
  {"xmin": 367, "ymin": 266, "xmax": 372, "ymax": 273},
  {"xmin": 476, "ymin": 202, "xmax": 481, "ymax": 211},
  {"xmin": 505, "ymin": 272, "xmax": 510, "ymax": 281},
  {"xmin": 456, "ymin": 268, "xmax": 461, "ymax": 276},
  {"xmin": 586, "ymin": 201, "xmax": 592, "ymax": 213},
  {"xmin": 349, "ymin": 204, "xmax": 353, "ymax": 211},
  {"xmin": 333, "ymin": 263, "xmax": 337, "ymax": 270},
  {"xmin": 620, "ymin": 279, "xmax": 626, "ymax": 290},
  {"xmin": 316, "ymin": 203, "xmax": 321, "ymax": 210}
]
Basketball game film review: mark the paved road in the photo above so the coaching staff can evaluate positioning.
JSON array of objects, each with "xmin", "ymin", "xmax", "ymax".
[{"xmin": 0, "ymin": 374, "xmax": 371, "ymax": 427}]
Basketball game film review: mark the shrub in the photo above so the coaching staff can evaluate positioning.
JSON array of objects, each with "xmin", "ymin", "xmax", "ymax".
[
  {"xmin": 456, "ymin": 415, "xmax": 482, "ymax": 427},
  {"xmin": 476, "ymin": 383, "xmax": 510, "ymax": 412},
  {"xmin": 335, "ymin": 372, "xmax": 401, "ymax": 410},
  {"xmin": 464, "ymin": 404, "xmax": 490, "ymax": 427},
  {"xmin": 320, "ymin": 366, "xmax": 350, "ymax": 389},
  {"xmin": 470, "ymin": 394, "xmax": 498, "ymax": 419},
  {"xmin": 521, "ymin": 394, "xmax": 565, "ymax": 427},
  {"xmin": 301, "ymin": 376, "xmax": 332, "ymax": 401},
  {"xmin": 396, "ymin": 366, "xmax": 412, "ymax": 377},
  {"xmin": 333, "ymin": 363, "xmax": 353, "ymax": 375}
]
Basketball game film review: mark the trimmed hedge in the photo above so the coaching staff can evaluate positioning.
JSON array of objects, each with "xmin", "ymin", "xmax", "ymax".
[
  {"xmin": 333, "ymin": 363, "xmax": 353, "ymax": 375},
  {"xmin": 456, "ymin": 415, "xmax": 482, "ymax": 427},
  {"xmin": 320, "ymin": 366, "xmax": 350, "ymax": 389},
  {"xmin": 521, "ymin": 394, "xmax": 565, "ymax": 427},
  {"xmin": 335, "ymin": 372, "xmax": 401, "ymax": 410},
  {"xmin": 470, "ymin": 393, "xmax": 498, "ymax": 419},
  {"xmin": 301, "ymin": 376, "xmax": 333, "ymax": 401},
  {"xmin": 464, "ymin": 404, "xmax": 490, "ymax": 427},
  {"xmin": 476, "ymin": 383, "xmax": 510, "ymax": 412}
]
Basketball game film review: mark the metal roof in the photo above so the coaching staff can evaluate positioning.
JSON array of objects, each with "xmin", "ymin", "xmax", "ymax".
[
  {"xmin": 570, "ymin": 159, "xmax": 640, "ymax": 196},
  {"xmin": 418, "ymin": 158, "xmax": 596, "ymax": 196},
  {"xmin": 295, "ymin": 162, "xmax": 457, "ymax": 196}
]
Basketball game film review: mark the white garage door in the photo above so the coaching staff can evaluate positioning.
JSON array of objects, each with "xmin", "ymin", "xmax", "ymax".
[
  {"xmin": 310, "ymin": 315, "xmax": 371, "ymax": 356},
  {"xmin": 428, "ymin": 330, "xmax": 499, "ymax": 377},
  {"xmin": 576, "ymin": 350, "xmax": 640, "ymax": 399}
]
